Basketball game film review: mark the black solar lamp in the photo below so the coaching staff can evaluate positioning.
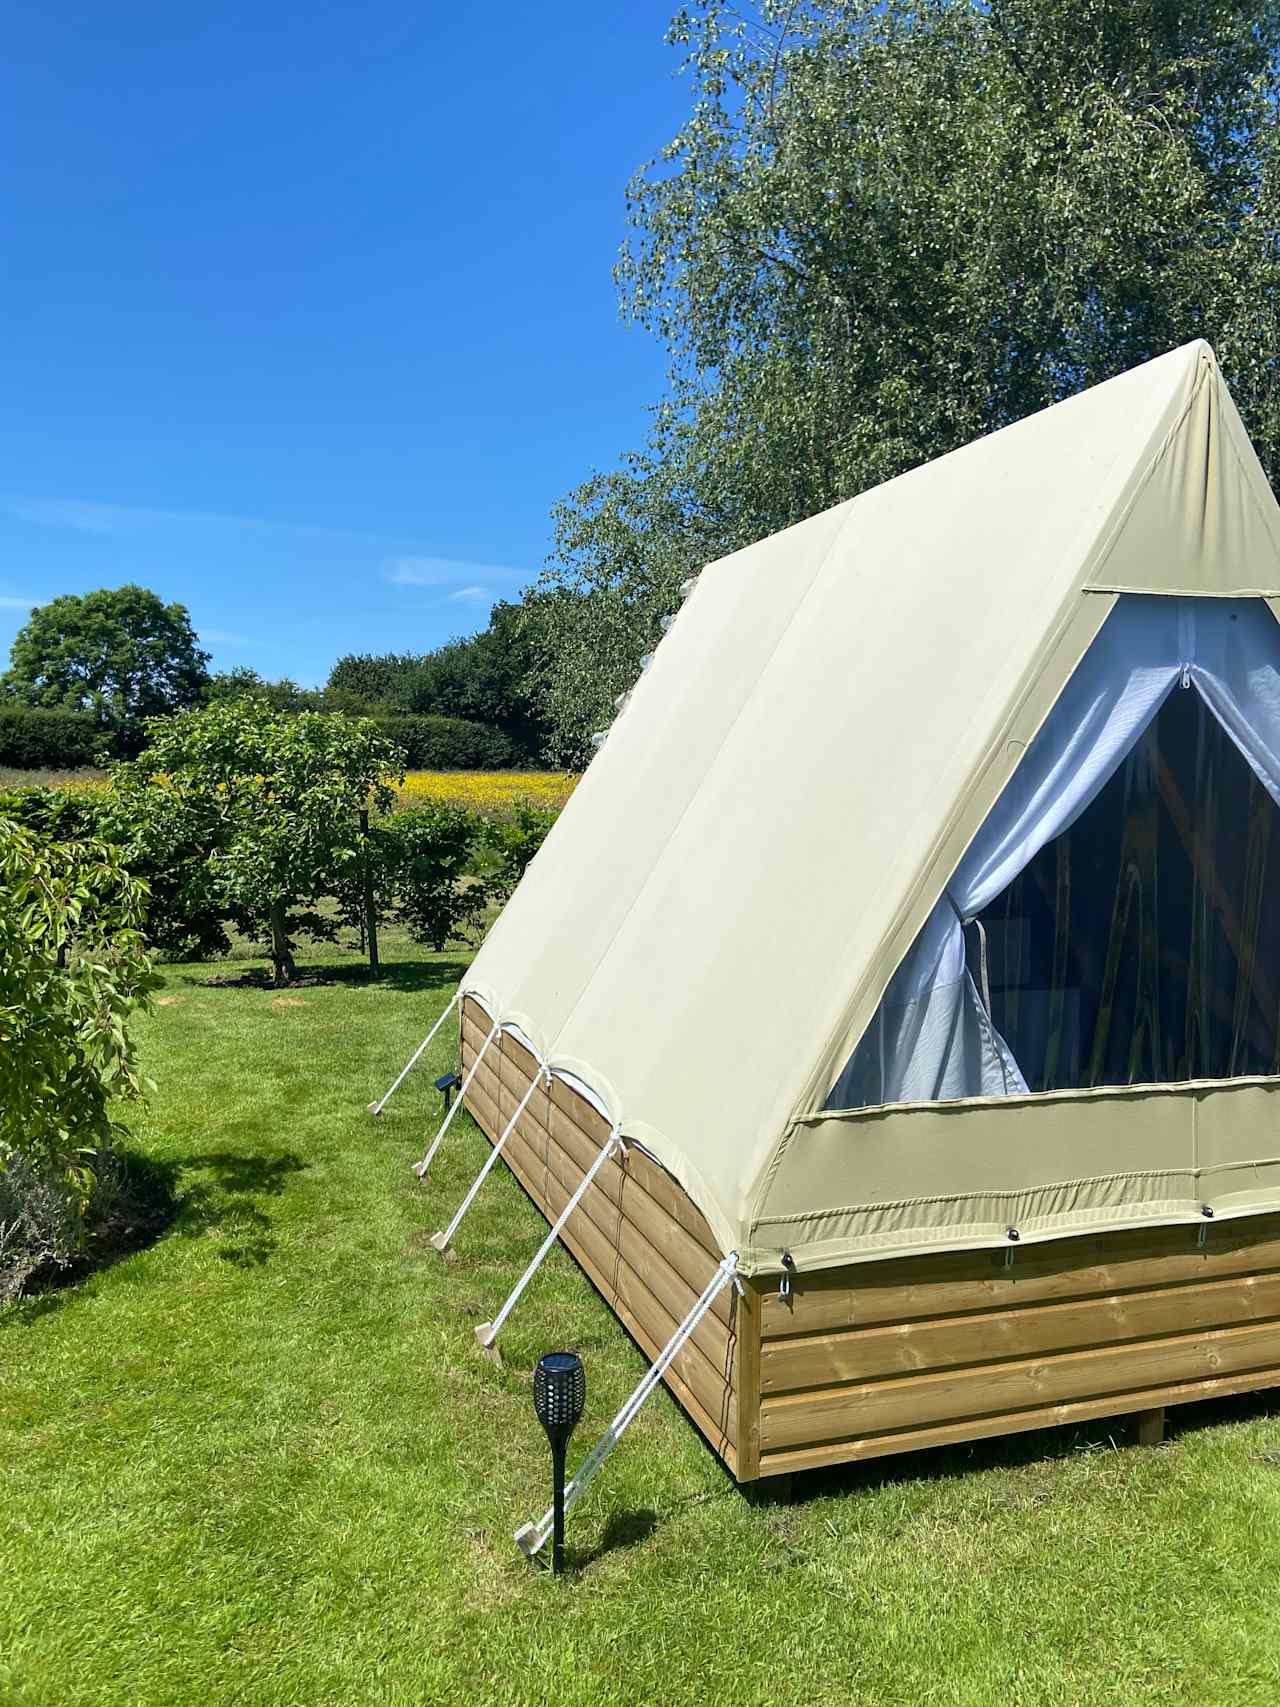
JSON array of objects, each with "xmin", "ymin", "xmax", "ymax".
[
  {"xmin": 434, "ymin": 1070, "xmax": 460, "ymax": 1114},
  {"xmin": 533, "ymin": 1351, "xmax": 586, "ymax": 1574}
]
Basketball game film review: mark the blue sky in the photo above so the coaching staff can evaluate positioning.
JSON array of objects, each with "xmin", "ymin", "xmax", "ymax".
[{"xmin": 1, "ymin": 3, "xmax": 691, "ymax": 685}]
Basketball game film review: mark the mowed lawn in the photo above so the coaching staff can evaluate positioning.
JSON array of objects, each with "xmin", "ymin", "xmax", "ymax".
[{"xmin": 5, "ymin": 933, "xmax": 1280, "ymax": 1706}]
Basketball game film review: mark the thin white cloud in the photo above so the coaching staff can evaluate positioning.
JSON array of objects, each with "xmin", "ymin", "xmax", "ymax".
[
  {"xmin": 4, "ymin": 493, "xmax": 387, "ymax": 545},
  {"xmin": 0, "ymin": 595, "xmax": 34, "ymax": 610},
  {"xmin": 449, "ymin": 585, "xmax": 491, "ymax": 603},
  {"xmin": 382, "ymin": 555, "xmax": 525, "ymax": 591},
  {"xmin": 201, "ymin": 627, "xmax": 260, "ymax": 648}
]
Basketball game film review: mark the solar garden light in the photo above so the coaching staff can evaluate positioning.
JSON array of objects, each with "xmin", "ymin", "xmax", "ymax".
[
  {"xmin": 531, "ymin": 1351, "xmax": 586, "ymax": 1575},
  {"xmin": 434, "ymin": 1070, "xmax": 460, "ymax": 1115}
]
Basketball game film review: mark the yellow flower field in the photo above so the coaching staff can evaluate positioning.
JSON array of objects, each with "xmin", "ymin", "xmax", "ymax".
[{"xmin": 393, "ymin": 770, "xmax": 579, "ymax": 815}]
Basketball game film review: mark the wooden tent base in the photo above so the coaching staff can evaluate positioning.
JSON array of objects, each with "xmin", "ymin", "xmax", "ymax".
[{"xmin": 460, "ymin": 1001, "xmax": 1280, "ymax": 1482}]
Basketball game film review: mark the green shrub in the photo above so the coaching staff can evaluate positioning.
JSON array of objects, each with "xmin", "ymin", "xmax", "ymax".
[
  {"xmin": 0, "ymin": 814, "xmax": 157, "ymax": 1297},
  {"xmin": 0, "ymin": 706, "xmax": 100, "ymax": 770},
  {"xmin": 372, "ymin": 714, "xmax": 515, "ymax": 770},
  {"xmin": 384, "ymin": 805, "xmax": 490, "ymax": 950},
  {"xmin": 484, "ymin": 801, "xmax": 558, "ymax": 901},
  {"xmin": 0, "ymin": 785, "xmax": 229, "ymax": 962}
]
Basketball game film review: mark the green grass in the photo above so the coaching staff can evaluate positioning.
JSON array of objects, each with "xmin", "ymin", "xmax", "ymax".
[{"xmin": 5, "ymin": 929, "xmax": 1280, "ymax": 1706}]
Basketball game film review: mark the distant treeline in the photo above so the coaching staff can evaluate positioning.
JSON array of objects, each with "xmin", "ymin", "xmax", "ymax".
[{"xmin": 0, "ymin": 586, "xmax": 550, "ymax": 771}]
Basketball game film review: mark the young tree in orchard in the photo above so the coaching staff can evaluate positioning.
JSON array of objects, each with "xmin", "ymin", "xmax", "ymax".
[
  {"xmin": 2, "ymin": 585, "xmax": 210, "ymax": 753},
  {"xmin": 534, "ymin": 0, "xmax": 1280, "ymax": 760},
  {"xmin": 115, "ymin": 701, "xmax": 403, "ymax": 984}
]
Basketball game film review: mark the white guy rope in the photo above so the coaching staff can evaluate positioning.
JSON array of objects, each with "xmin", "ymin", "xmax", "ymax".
[
  {"xmin": 413, "ymin": 1017, "xmax": 501, "ymax": 1179},
  {"xmin": 367, "ymin": 989, "xmax": 462, "ymax": 1117},
  {"xmin": 430, "ymin": 1064, "xmax": 550, "ymax": 1255},
  {"xmin": 513, "ymin": 1251, "xmax": 740, "ymax": 1558},
  {"xmin": 474, "ymin": 1124, "xmax": 623, "ymax": 1350}
]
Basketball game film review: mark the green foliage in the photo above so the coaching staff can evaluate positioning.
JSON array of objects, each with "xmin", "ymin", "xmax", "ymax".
[
  {"xmin": 203, "ymin": 666, "xmax": 321, "ymax": 713},
  {"xmin": 1, "ymin": 784, "xmax": 230, "ymax": 963},
  {"xmin": 484, "ymin": 800, "xmax": 558, "ymax": 901},
  {"xmin": 536, "ymin": 0, "xmax": 1280, "ymax": 759},
  {"xmin": 0, "ymin": 705, "xmax": 101, "ymax": 770},
  {"xmin": 0, "ymin": 814, "xmax": 156, "ymax": 1284},
  {"xmin": 383, "ymin": 805, "xmax": 489, "ymax": 951},
  {"xmin": 113, "ymin": 700, "xmax": 403, "ymax": 983},
  {"xmin": 328, "ymin": 602, "xmax": 550, "ymax": 760},
  {"xmin": 2, "ymin": 584, "xmax": 210, "ymax": 752},
  {"xmin": 372, "ymin": 712, "xmax": 517, "ymax": 770}
]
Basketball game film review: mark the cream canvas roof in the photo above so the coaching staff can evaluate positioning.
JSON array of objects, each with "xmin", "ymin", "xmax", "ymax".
[{"xmin": 464, "ymin": 341, "xmax": 1280, "ymax": 1272}]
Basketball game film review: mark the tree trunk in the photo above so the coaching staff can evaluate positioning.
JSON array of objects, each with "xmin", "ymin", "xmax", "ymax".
[
  {"xmin": 268, "ymin": 901, "xmax": 297, "ymax": 986},
  {"xmin": 359, "ymin": 809, "xmax": 379, "ymax": 975}
]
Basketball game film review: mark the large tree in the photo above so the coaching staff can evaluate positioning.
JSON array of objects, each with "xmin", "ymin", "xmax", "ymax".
[
  {"xmin": 3, "ymin": 584, "xmax": 210, "ymax": 750},
  {"xmin": 535, "ymin": 0, "xmax": 1280, "ymax": 760}
]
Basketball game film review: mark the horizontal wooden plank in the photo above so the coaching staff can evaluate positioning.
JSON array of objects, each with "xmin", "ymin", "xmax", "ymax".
[
  {"xmin": 465, "ymin": 1045, "xmax": 728, "ymax": 1315},
  {"xmin": 464, "ymin": 1075, "xmax": 736, "ymax": 1456},
  {"xmin": 761, "ymin": 1215, "xmax": 1280, "ymax": 1339},
  {"xmin": 466, "ymin": 1074, "xmax": 734, "ymax": 1375},
  {"xmin": 762, "ymin": 1270, "xmax": 1280, "ymax": 1391},
  {"xmin": 757, "ymin": 1365, "xmax": 1280, "ymax": 1477},
  {"xmin": 759, "ymin": 1317, "xmax": 1280, "ymax": 1449},
  {"xmin": 462, "ymin": 1007, "xmax": 722, "ymax": 1261}
]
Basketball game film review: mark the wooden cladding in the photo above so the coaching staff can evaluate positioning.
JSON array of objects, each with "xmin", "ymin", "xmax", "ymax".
[
  {"xmin": 460, "ymin": 1000, "xmax": 739, "ymax": 1472},
  {"xmin": 460, "ymin": 997, "xmax": 1280, "ymax": 1484},
  {"xmin": 757, "ymin": 1214, "xmax": 1280, "ymax": 1476}
]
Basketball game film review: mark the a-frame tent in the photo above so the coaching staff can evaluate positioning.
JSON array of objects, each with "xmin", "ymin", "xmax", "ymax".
[{"xmin": 441, "ymin": 340, "xmax": 1280, "ymax": 1484}]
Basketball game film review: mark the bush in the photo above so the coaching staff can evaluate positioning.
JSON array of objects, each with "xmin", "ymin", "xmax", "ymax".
[
  {"xmin": 0, "ymin": 785, "xmax": 229, "ymax": 962},
  {"xmin": 0, "ymin": 706, "xmax": 100, "ymax": 770},
  {"xmin": 372, "ymin": 714, "xmax": 515, "ymax": 770},
  {"xmin": 485, "ymin": 801, "xmax": 558, "ymax": 901},
  {"xmin": 0, "ymin": 814, "xmax": 156, "ymax": 1298},
  {"xmin": 384, "ymin": 805, "xmax": 490, "ymax": 950}
]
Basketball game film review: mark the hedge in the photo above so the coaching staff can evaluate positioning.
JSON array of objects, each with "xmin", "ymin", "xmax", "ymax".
[
  {"xmin": 372, "ymin": 714, "xmax": 515, "ymax": 770},
  {"xmin": 0, "ymin": 707, "xmax": 101, "ymax": 770}
]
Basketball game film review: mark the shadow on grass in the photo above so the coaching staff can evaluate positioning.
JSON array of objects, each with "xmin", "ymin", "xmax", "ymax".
[
  {"xmin": 174, "ymin": 958, "xmax": 470, "ymax": 995},
  {"xmin": 5, "ymin": 1146, "xmax": 309, "ymax": 1324},
  {"xmin": 564, "ymin": 1509, "xmax": 658, "ymax": 1572},
  {"xmin": 174, "ymin": 1148, "xmax": 308, "ymax": 1268}
]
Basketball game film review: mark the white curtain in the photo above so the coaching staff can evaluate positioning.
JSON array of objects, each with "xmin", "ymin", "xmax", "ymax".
[{"xmin": 828, "ymin": 596, "xmax": 1280, "ymax": 1109}]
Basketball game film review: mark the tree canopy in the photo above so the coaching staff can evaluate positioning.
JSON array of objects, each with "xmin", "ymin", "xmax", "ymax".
[
  {"xmin": 114, "ymin": 700, "xmax": 403, "ymax": 984},
  {"xmin": 327, "ymin": 600, "xmax": 549, "ymax": 759},
  {"xmin": 3, "ymin": 585, "xmax": 209, "ymax": 751},
  {"xmin": 534, "ymin": 0, "xmax": 1280, "ymax": 760}
]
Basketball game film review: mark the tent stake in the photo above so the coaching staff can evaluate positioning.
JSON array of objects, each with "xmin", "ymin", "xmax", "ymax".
[
  {"xmin": 430, "ymin": 1065, "xmax": 550, "ymax": 1256},
  {"xmin": 367, "ymin": 989, "xmax": 462, "ymax": 1117},
  {"xmin": 475, "ymin": 1126, "xmax": 623, "ymax": 1353},
  {"xmin": 513, "ymin": 1253, "xmax": 740, "ymax": 1559},
  {"xmin": 412, "ymin": 1018, "xmax": 500, "ymax": 1179}
]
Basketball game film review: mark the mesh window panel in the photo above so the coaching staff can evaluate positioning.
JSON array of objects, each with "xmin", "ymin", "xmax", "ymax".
[{"xmin": 972, "ymin": 686, "xmax": 1280, "ymax": 1092}]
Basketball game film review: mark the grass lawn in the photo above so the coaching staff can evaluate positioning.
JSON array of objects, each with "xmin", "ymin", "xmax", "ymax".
[{"xmin": 5, "ymin": 929, "xmax": 1280, "ymax": 1707}]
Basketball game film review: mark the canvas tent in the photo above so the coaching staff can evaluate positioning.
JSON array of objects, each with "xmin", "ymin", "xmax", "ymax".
[{"xmin": 462, "ymin": 340, "xmax": 1280, "ymax": 1283}]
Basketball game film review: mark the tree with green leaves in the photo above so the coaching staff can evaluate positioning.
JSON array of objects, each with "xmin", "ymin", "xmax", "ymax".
[
  {"xmin": 114, "ymin": 700, "xmax": 403, "ymax": 984},
  {"xmin": 535, "ymin": 0, "xmax": 1280, "ymax": 760},
  {"xmin": 2, "ymin": 585, "xmax": 210, "ymax": 753},
  {"xmin": 204, "ymin": 666, "xmax": 319, "ymax": 713},
  {"xmin": 327, "ymin": 600, "xmax": 550, "ymax": 760},
  {"xmin": 0, "ymin": 814, "xmax": 157, "ymax": 1293}
]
